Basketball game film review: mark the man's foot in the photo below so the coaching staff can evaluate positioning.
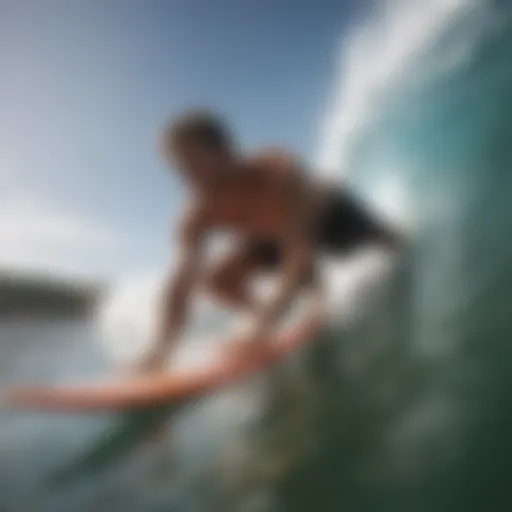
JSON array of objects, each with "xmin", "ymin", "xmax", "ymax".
[
  {"xmin": 220, "ymin": 338, "xmax": 272, "ymax": 364},
  {"xmin": 217, "ymin": 314, "xmax": 277, "ymax": 365}
]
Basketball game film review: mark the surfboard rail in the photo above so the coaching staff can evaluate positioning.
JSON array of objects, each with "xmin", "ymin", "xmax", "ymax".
[{"xmin": 2, "ymin": 315, "xmax": 322, "ymax": 412}]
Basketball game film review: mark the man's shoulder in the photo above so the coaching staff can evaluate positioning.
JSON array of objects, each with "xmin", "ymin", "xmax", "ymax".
[
  {"xmin": 243, "ymin": 148, "xmax": 304, "ymax": 183},
  {"xmin": 246, "ymin": 147, "xmax": 298, "ymax": 168}
]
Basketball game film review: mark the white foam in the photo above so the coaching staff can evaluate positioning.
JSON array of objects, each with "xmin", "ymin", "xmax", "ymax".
[{"xmin": 315, "ymin": 0, "xmax": 477, "ymax": 176}]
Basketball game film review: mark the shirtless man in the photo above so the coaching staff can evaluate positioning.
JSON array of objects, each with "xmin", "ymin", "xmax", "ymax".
[{"xmin": 140, "ymin": 110, "xmax": 401, "ymax": 371}]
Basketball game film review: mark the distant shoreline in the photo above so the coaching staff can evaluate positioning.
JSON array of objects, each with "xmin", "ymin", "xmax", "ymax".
[{"xmin": 0, "ymin": 272, "xmax": 104, "ymax": 318}]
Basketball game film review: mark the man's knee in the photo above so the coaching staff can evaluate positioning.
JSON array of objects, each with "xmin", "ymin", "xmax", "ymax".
[
  {"xmin": 205, "ymin": 265, "xmax": 231, "ymax": 297},
  {"xmin": 206, "ymin": 268, "xmax": 254, "ymax": 310},
  {"xmin": 205, "ymin": 261, "xmax": 251, "ymax": 302}
]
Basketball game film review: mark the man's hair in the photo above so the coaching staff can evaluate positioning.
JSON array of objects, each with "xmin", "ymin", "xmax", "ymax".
[{"xmin": 164, "ymin": 109, "xmax": 232, "ymax": 152}]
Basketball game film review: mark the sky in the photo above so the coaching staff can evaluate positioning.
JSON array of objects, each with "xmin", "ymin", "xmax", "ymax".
[{"xmin": 0, "ymin": 0, "xmax": 359, "ymax": 279}]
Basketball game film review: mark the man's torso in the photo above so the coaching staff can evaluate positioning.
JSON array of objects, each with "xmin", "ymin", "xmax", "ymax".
[
  {"xmin": 182, "ymin": 149, "xmax": 380, "ymax": 256},
  {"xmin": 197, "ymin": 151, "xmax": 324, "ymax": 239}
]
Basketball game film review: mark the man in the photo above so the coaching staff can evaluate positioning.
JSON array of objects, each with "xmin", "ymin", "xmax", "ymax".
[{"xmin": 140, "ymin": 110, "xmax": 401, "ymax": 371}]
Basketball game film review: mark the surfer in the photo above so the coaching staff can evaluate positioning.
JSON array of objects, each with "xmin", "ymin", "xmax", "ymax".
[{"xmin": 139, "ymin": 110, "xmax": 402, "ymax": 371}]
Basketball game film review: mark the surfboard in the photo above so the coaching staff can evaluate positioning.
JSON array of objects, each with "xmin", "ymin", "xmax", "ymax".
[{"xmin": 2, "ymin": 314, "xmax": 322, "ymax": 413}]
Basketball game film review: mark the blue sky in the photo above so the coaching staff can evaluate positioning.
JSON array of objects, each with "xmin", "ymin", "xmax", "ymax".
[{"xmin": 0, "ymin": 0, "xmax": 358, "ymax": 278}]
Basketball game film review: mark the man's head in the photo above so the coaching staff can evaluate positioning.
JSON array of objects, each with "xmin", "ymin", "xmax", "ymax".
[{"xmin": 162, "ymin": 110, "xmax": 235, "ymax": 188}]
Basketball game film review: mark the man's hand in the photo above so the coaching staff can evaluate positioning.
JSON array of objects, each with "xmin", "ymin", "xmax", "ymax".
[
  {"xmin": 221, "ymin": 317, "xmax": 275, "ymax": 362},
  {"xmin": 241, "ymin": 317, "xmax": 274, "ymax": 350},
  {"xmin": 135, "ymin": 344, "xmax": 171, "ymax": 374}
]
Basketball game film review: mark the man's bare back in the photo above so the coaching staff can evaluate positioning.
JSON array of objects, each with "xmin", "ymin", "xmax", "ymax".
[{"xmin": 139, "ymin": 110, "xmax": 401, "ymax": 372}]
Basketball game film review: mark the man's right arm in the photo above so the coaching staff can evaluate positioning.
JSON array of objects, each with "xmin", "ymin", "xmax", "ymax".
[{"xmin": 138, "ymin": 210, "xmax": 204, "ymax": 372}]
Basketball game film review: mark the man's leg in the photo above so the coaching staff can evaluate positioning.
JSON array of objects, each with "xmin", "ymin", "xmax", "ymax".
[
  {"xmin": 205, "ymin": 240, "xmax": 316, "ymax": 313},
  {"xmin": 204, "ymin": 241, "xmax": 269, "ymax": 313},
  {"xmin": 205, "ymin": 242, "xmax": 317, "ymax": 361}
]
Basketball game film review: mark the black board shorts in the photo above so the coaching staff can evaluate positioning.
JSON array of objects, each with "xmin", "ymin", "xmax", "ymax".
[{"xmin": 250, "ymin": 187, "xmax": 386, "ymax": 268}]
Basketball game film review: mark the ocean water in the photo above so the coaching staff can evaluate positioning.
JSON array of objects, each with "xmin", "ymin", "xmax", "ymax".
[{"xmin": 2, "ymin": 1, "xmax": 512, "ymax": 511}]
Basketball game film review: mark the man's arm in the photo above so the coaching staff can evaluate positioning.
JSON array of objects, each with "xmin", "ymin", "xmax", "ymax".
[
  {"xmin": 138, "ymin": 210, "xmax": 204, "ymax": 372},
  {"xmin": 255, "ymin": 226, "xmax": 313, "ymax": 331},
  {"xmin": 251, "ymin": 159, "xmax": 318, "ymax": 340}
]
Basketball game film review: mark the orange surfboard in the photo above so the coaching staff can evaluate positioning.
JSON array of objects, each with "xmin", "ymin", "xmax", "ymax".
[{"xmin": 2, "ymin": 315, "xmax": 322, "ymax": 413}]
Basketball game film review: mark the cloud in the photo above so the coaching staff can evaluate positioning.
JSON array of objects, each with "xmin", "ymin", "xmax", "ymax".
[{"xmin": 0, "ymin": 192, "xmax": 116, "ymax": 275}]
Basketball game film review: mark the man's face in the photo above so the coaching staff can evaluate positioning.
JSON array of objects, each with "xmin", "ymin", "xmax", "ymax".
[{"xmin": 168, "ymin": 140, "xmax": 228, "ymax": 189}]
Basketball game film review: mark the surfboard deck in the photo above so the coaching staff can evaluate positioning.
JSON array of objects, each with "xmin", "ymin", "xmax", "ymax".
[{"xmin": 2, "ymin": 315, "xmax": 322, "ymax": 413}]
